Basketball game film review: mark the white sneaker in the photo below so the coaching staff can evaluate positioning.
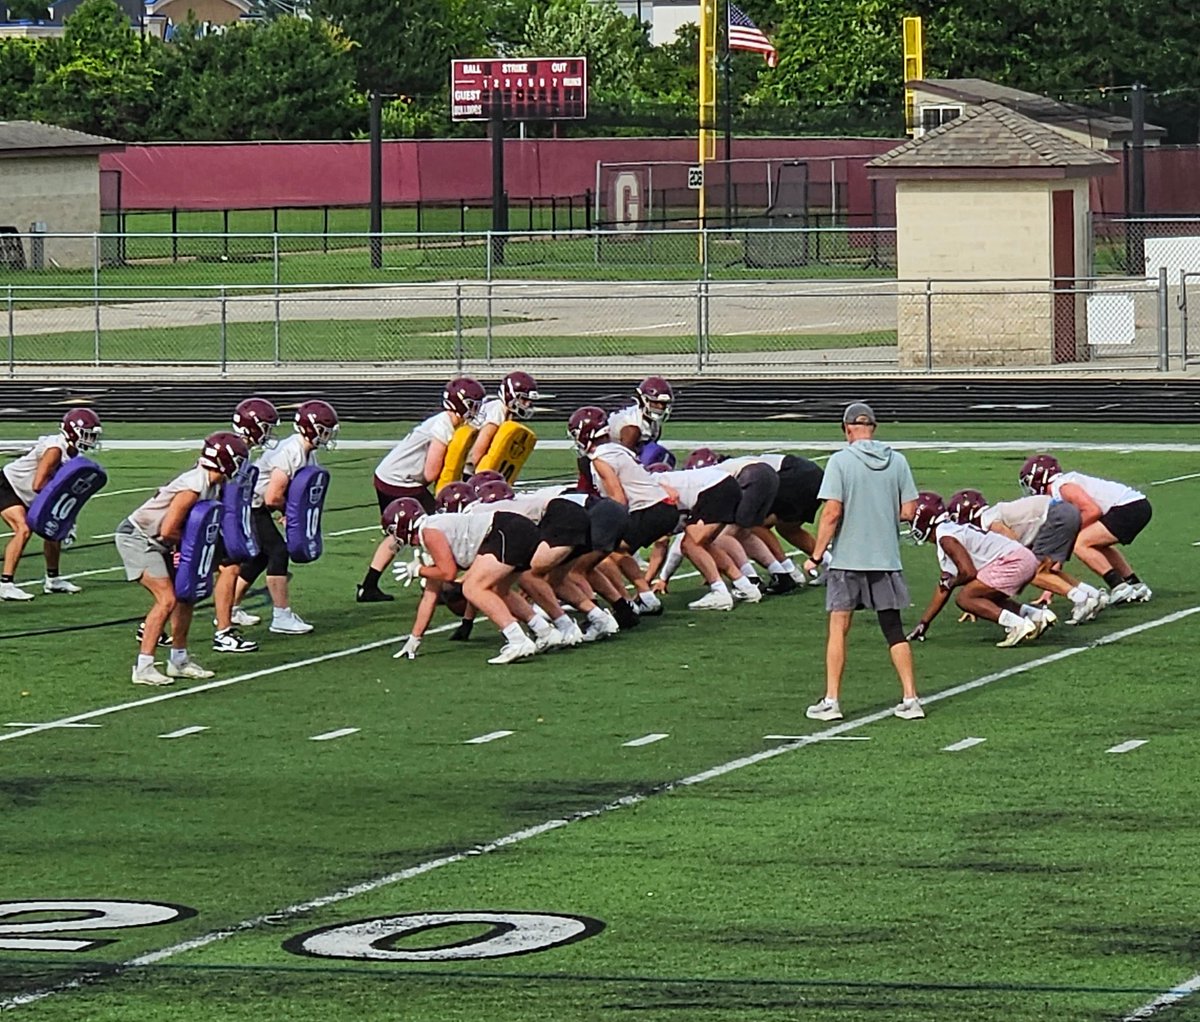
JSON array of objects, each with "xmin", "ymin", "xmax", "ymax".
[
  {"xmin": 789, "ymin": 567, "xmax": 808, "ymax": 585},
  {"xmin": 1108, "ymin": 582, "xmax": 1138, "ymax": 605},
  {"xmin": 488, "ymin": 636, "xmax": 537, "ymax": 664},
  {"xmin": 533, "ymin": 628, "xmax": 564, "ymax": 653},
  {"xmin": 0, "ymin": 581, "xmax": 33, "ymax": 601},
  {"xmin": 636, "ymin": 591, "xmax": 663, "ymax": 615},
  {"xmin": 558, "ymin": 622, "xmax": 585, "ymax": 647},
  {"xmin": 1131, "ymin": 582, "xmax": 1153, "ymax": 602},
  {"xmin": 43, "ymin": 576, "xmax": 81, "ymax": 594},
  {"xmin": 132, "ymin": 663, "xmax": 173, "ymax": 686},
  {"xmin": 582, "ymin": 613, "xmax": 620, "ymax": 642},
  {"xmin": 893, "ymin": 697, "xmax": 925, "ymax": 720},
  {"xmin": 213, "ymin": 628, "xmax": 258, "ymax": 653},
  {"xmin": 688, "ymin": 590, "xmax": 734, "ymax": 611},
  {"xmin": 996, "ymin": 616, "xmax": 1039, "ymax": 647},
  {"xmin": 270, "ymin": 609, "xmax": 314, "ymax": 634},
  {"xmin": 806, "ymin": 697, "xmax": 843, "ymax": 721},
  {"xmin": 1030, "ymin": 607, "xmax": 1057, "ymax": 637},
  {"xmin": 732, "ymin": 584, "xmax": 764, "ymax": 603},
  {"xmin": 1068, "ymin": 596, "xmax": 1097, "ymax": 625},
  {"xmin": 167, "ymin": 657, "xmax": 216, "ymax": 680},
  {"xmin": 232, "ymin": 606, "xmax": 261, "ymax": 627},
  {"xmin": 1090, "ymin": 589, "xmax": 1110, "ymax": 617}
]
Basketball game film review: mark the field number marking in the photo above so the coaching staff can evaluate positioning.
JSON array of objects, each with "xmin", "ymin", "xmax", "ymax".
[
  {"xmin": 942, "ymin": 737, "xmax": 987, "ymax": 752},
  {"xmin": 465, "ymin": 730, "xmax": 513, "ymax": 744},
  {"xmin": 622, "ymin": 733, "xmax": 669, "ymax": 747},
  {"xmin": 0, "ymin": 901, "xmax": 194, "ymax": 953},
  {"xmin": 1106, "ymin": 739, "xmax": 1148, "ymax": 754},
  {"xmin": 310, "ymin": 728, "xmax": 360, "ymax": 742},
  {"xmin": 159, "ymin": 726, "xmax": 208, "ymax": 739}
]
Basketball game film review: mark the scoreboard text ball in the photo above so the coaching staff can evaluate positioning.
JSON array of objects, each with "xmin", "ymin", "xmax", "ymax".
[{"xmin": 451, "ymin": 58, "xmax": 588, "ymax": 122}]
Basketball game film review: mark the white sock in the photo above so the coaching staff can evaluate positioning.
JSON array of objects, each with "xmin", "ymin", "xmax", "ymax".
[
  {"xmin": 169, "ymin": 647, "xmax": 188, "ymax": 665},
  {"xmin": 739, "ymin": 562, "xmax": 758, "ymax": 580},
  {"xmin": 502, "ymin": 622, "xmax": 526, "ymax": 643},
  {"xmin": 709, "ymin": 580, "xmax": 730, "ymax": 595},
  {"xmin": 732, "ymin": 576, "xmax": 757, "ymax": 594},
  {"xmin": 767, "ymin": 560, "xmax": 786, "ymax": 574},
  {"xmin": 273, "ymin": 606, "xmax": 290, "ymax": 618},
  {"xmin": 999, "ymin": 609, "xmax": 1024, "ymax": 629},
  {"xmin": 779, "ymin": 558, "xmax": 797, "ymax": 573},
  {"xmin": 553, "ymin": 614, "xmax": 574, "ymax": 634},
  {"xmin": 528, "ymin": 615, "xmax": 552, "ymax": 637},
  {"xmin": 587, "ymin": 607, "xmax": 607, "ymax": 625},
  {"xmin": 137, "ymin": 653, "xmax": 154, "ymax": 670},
  {"xmin": 1067, "ymin": 586, "xmax": 1085, "ymax": 603}
]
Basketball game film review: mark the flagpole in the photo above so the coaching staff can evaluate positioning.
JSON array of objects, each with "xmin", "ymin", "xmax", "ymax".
[{"xmin": 722, "ymin": 4, "xmax": 733, "ymax": 233}]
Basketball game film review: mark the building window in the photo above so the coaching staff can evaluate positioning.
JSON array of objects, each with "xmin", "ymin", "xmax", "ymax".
[{"xmin": 919, "ymin": 104, "xmax": 963, "ymax": 134}]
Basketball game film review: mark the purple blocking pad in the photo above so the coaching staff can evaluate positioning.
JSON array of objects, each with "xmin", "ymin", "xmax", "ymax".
[{"xmin": 27, "ymin": 456, "xmax": 108, "ymax": 540}]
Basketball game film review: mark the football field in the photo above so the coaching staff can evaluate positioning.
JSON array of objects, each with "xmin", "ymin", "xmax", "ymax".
[{"xmin": 0, "ymin": 420, "xmax": 1197, "ymax": 1022}]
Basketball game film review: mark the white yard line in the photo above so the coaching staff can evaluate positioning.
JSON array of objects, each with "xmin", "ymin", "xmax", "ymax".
[
  {"xmin": 310, "ymin": 728, "xmax": 360, "ymax": 742},
  {"xmin": 1150, "ymin": 472, "xmax": 1200, "ymax": 486},
  {"xmin": 1106, "ymin": 739, "xmax": 1148, "ymax": 754},
  {"xmin": 2, "ymin": 604, "xmax": 1195, "ymax": 1013},
  {"xmin": 159, "ymin": 726, "xmax": 207, "ymax": 740},
  {"xmin": 326, "ymin": 525, "xmax": 379, "ymax": 537},
  {"xmin": 92, "ymin": 486, "xmax": 157, "ymax": 499},
  {"xmin": 464, "ymin": 730, "xmax": 514, "ymax": 745},
  {"xmin": 942, "ymin": 737, "xmax": 987, "ymax": 752},
  {"xmin": 622, "ymin": 733, "xmax": 669, "ymax": 747},
  {"xmin": 1122, "ymin": 975, "xmax": 1200, "ymax": 1020},
  {"xmin": 14, "ymin": 565, "xmax": 124, "ymax": 589}
]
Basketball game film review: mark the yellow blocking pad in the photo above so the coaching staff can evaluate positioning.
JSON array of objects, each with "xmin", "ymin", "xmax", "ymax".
[
  {"xmin": 435, "ymin": 425, "xmax": 478, "ymax": 491},
  {"xmin": 475, "ymin": 421, "xmax": 538, "ymax": 483}
]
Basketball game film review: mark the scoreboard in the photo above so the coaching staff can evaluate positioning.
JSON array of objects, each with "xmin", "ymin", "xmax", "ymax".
[{"xmin": 451, "ymin": 58, "xmax": 588, "ymax": 122}]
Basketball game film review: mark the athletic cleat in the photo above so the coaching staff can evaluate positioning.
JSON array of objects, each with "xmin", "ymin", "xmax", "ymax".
[
  {"xmin": 806, "ymin": 697, "xmax": 843, "ymax": 722},
  {"xmin": 43, "ymin": 576, "xmax": 81, "ymax": 594},
  {"xmin": 636, "ymin": 591, "xmax": 663, "ymax": 616},
  {"xmin": 789, "ymin": 567, "xmax": 808, "ymax": 585},
  {"xmin": 610, "ymin": 600, "xmax": 640, "ymax": 630},
  {"xmin": 131, "ymin": 663, "xmax": 173, "ymax": 686},
  {"xmin": 488, "ymin": 637, "xmax": 537, "ymax": 664},
  {"xmin": 167, "ymin": 657, "xmax": 216, "ymax": 680},
  {"xmin": 732, "ymin": 584, "xmax": 763, "ymax": 603},
  {"xmin": 688, "ymin": 590, "xmax": 734, "ymax": 611},
  {"xmin": 749, "ymin": 575, "xmax": 767, "ymax": 591},
  {"xmin": 1068, "ymin": 596, "xmax": 1098, "ymax": 625},
  {"xmin": 766, "ymin": 572, "xmax": 798, "ymax": 596},
  {"xmin": 557, "ymin": 622, "xmax": 585, "ymax": 647},
  {"xmin": 0, "ymin": 581, "xmax": 33, "ymax": 601},
  {"xmin": 136, "ymin": 623, "xmax": 171, "ymax": 647},
  {"xmin": 270, "ymin": 609, "xmax": 314, "ymax": 634},
  {"xmin": 582, "ymin": 613, "xmax": 620, "ymax": 642},
  {"xmin": 996, "ymin": 617, "xmax": 1039, "ymax": 647},
  {"xmin": 231, "ymin": 606, "xmax": 261, "ymax": 627},
  {"xmin": 533, "ymin": 628, "xmax": 565, "ymax": 653},
  {"xmin": 213, "ymin": 628, "xmax": 258, "ymax": 653},
  {"xmin": 355, "ymin": 584, "xmax": 394, "ymax": 604},
  {"xmin": 1131, "ymin": 582, "xmax": 1153, "ymax": 602},
  {"xmin": 1107, "ymin": 582, "xmax": 1138, "ymax": 605},
  {"xmin": 893, "ymin": 698, "xmax": 926, "ymax": 720},
  {"xmin": 1030, "ymin": 607, "xmax": 1057, "ymax": 637},
  {"xmin": 1090, "ymin": 590, "xmax": 1110, "ymax": 617}
]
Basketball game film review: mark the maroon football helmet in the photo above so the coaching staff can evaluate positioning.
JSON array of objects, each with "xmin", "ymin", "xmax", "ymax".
[
  {"xmin": 568, "ymin": 405, "xmax": 611, "ymax": 454},
  {"xmin": 199, "ymin": 431, "xmax": 251, "ymax": 478},
  {"xmin": 232, "ymin": 397, "xmax": 279, "ymax": 448},
  {"xmin": 475, "ymin": 479, "xmax": 515, "ymax": 504},
  {"xmin": 435, "ymin": 480, "xmax": 477, "ymax": 514},
  {"xmin": 947, "ymin": 488, "xmax": 988, "ymax": 526},
  {"xmin": 636, "ymin": 376, "xmax": 674, "ymax": 423},
  {"xmin": 1019, "ymin": 454, "xmax": 1062, "ymax": 495},
  {"xmin": 500, "ymin": 371, "xmax": 539, "ymax": 420},
  {"xmin": 686, "ymin": 447, "xmax": 721, "ymax": 470},
  {"xmin": 468, "ymin": 469, "xmax": 506, "ymax": 496},
  {"xmin": 443, "ymin": 376, "xmax": 486, "ymax": 422},
  {"xmin": 910, "ymin": 491, "xmax": 947, "ymax": 545},
  {"xmin": 382, "ymin": 496, "xmax": 427, "ymax": 545},
  {"xmin": 60, "ymin": 408, "xmax": 102, "ymax": 452},
  {"xmin": 295, "ymin": 399, "xmax": 339, "ymax": 448}
]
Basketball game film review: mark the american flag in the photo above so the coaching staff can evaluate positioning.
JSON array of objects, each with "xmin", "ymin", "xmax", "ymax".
[{"xmin": 727, "ymin": 3, "xmax": 777, "ymax": 67}]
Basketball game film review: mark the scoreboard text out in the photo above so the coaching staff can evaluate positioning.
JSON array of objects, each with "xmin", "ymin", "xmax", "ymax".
[{"xmin": 451, "ymin": 58, "xmax": 588, "ymax": 122}]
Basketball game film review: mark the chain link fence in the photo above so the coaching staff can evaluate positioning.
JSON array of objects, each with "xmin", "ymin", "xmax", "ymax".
[{"xmin": 0, "ymin": 230, "xmax": 1178, "ymax": 376}]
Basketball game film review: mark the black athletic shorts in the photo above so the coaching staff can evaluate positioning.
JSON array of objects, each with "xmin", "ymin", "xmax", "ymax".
[
  {"xmin": 239, "ymin": 506, "xmax": 289, "ymax": 586},
  {"xmin": 0, "ymin": 471, "xmax": 26, "ymax": 513},
  {"xmin": 586, "ymin": 497, "xmax": 629, "ymax": 555},
  {"xmin": 624, "ymin": 500, "xmax": 682, "ymax": 551},
  {"xmin": 733, "ymin": 462, "xmax": 780, "ymax": 528},
  {"xmin": 539, "ymin": 498, "xmax": 590, "ymax": 550},
  {"xmin": 688, "ymin": 475, "xmax": 741, "ymax": 526},
  {"xmin": 375, "ymin": 478, "xmax": 434, "ymax": 514},
  {"xmin": 1100, "ymin": 498, "xmax": 1152, "ymax": 546},
  {"xmin": 770, "ymin": 455, "xmax": 824, "ymax": 524},
  {"xmin": 477, "ymin": 511, "xmax": 539, "ymax": 571},
  {"xmin": 214, "ymin": 532, "xmax": 240, "ymax": 569}
]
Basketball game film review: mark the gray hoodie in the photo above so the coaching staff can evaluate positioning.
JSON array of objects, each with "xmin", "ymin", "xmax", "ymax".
[{"xmin": 819, "ymin": 439, "xmax": 919, "ymax": 571}]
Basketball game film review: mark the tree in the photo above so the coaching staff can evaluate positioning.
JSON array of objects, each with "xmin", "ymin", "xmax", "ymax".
[{"xmin": 0, "ymin": 38, "xmax": 40, "ymax": 120}]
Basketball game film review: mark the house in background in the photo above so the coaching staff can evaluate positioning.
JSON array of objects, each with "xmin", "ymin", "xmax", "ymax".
[
  {"xmin": 906, "ymin": 78, "xmax": 1166, "ymax": 150},
  {"xmin": 0, "ymin": 0, "xmax": 249, "ymax": 37},
  {"xmin": 611, "ymin": 0, "xmax": 699, "ymax": 45}
]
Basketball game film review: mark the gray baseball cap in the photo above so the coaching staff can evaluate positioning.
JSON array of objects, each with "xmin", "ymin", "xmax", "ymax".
[{"xmin": 842, "ymin": 401, "xmax": 877, "ymax": 426}]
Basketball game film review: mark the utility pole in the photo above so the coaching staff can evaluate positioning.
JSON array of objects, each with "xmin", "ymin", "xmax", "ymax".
[{"xmin": 722, "ymin": 52, "xmax": 733, "ymax": 231}]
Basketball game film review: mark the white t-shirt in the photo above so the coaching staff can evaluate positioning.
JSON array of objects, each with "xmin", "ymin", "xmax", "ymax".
[
  {"xmin": 608, "ymin": 403, "xmax": 659, "ymax": 444},
  {"xmin": 420, "ymin": 508, "xmax": 495, "ymax": 568},
  {"xmin": 1050, "ymin": 471, "xmax": 1144, "ymax": 513},
  {"xmin": 2, "ymin": 434, "xmax": 70, "ymax": 506},
  {"xmin": 129, "ymin": 465, "xmax": 218, "ymax": 540},
  {"xmin": 472, "ymin": 485, "xmax": 567, "ymax": 524},
  {"xmin": 717, "ymin": 454, "xmax": 770, "ymax": 477},
  {"xmin": 478, "ymin": 399, "xmax": 507, "ymax": 429},
  {"xmin": 590, "ymin": 442, "xmax": 669, "ymax": 511},
  {"xmin": 375, "ymin": 412, "xmax": 456, "ymax": 488},
  {"xmin": 656, "ymin": 466, "xmax": 728, "ymax": 511},
  {"xmin": 252, "ymin": 434, "xmax": 313, "ymax": 508},
  {"xmin": 979, "ymin": 495, "xmax": 1052, "ymax": 546},
  {"xmin": 935, "ymin": 520, "xmax": 1023, "ymax": 575}
]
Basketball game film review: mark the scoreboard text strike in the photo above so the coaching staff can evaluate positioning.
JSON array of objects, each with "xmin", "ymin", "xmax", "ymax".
[{"xmin": 451, "ymin": 58, "xmax": 588, "ymax": 122}]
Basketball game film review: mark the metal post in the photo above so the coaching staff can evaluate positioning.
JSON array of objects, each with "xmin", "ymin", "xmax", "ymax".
[
  {"xmin": 486, "ymin": 231, "xmax": 493, "ymax": 282},
  {"xmin": 593, "ymin": 161, "xmax": 602, "ymax": 264},
  {"xmin": 924, "ymin": 279, "xmax": 933, "ymax": 373},
  {"xmin": 273, "ymin": 233, "xmax": 281, "ymax": 366},
  {"xmin": 220, "ymin": 285, "xmax": 228, "ymax": 376},
  {"xmin": 93, "ymin": 234, "xmax": 101, "ymax": 366},
  {"xmin": 703, "ymin": 226, "xmax": 710, "ymax": 280},
  {"xmin": 695, "ymin": 281, "xmax": 704, "ymax": 373},
  {"xmin": 486, "ymin": 281, "xmax": 494, "ymax": 363},
  {"xmin": 454, "ymin": 282, "xmax": 464, "ymax": 373},
  {"xmin": 6, "ymin": 285, "xmax": 13, "ymax": 377},
  {"xmin": 369, "ymin": 92, "xmax": 383, "ymax": 270},
  {"xmin": 1180, "ymin": 269, "xmax": 1190, "ymax": 366},
  {"xmin": 1157, "ymin": 265, "xmax": 1169, "ymax": 372},
  {"xmin": 703, "ymin": 279, "xmax": 711, "ymax": 364}
]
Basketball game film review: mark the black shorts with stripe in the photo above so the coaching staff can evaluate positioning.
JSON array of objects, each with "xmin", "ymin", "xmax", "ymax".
[
  {"xmin": 770, "ymin": 455, "xmax": 824, "ymax": 524},
  {"xmin": 688, "ymin": 475, "xmax": 741, "ymax": 525},
  {"xmin": 538, "ymin": 498, "xmax": 591, "ymax": 550},
  {"xmin": 477, "ymin": 511, "xmax": 539, "ymax": 571},
  {"xmin": 624, "ymin": 500, "xmax": 682, "ymax": 551}
]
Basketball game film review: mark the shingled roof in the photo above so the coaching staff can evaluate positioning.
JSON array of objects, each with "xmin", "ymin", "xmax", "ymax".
[
  {"xmin": 0, "ymin": 121, "xmax": 123, "ymax": 159},
  {"xmin": 867, "ymin": 102, "xmax": 1118, "ymax": 178}
]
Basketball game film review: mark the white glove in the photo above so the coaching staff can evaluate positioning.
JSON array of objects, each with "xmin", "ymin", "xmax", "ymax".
[
  {"xmin": 392, "ymin": 553, "xmax": 423, "ymax": 586},
  {"xmin": 393, "ymin": 635, "xmax": 421, "ymax": 660}
]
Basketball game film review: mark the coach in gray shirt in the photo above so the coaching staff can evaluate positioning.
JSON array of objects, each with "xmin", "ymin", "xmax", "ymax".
[{"xmin": 803, "ymin": 402, "xmax": 924, "ymax": 722}]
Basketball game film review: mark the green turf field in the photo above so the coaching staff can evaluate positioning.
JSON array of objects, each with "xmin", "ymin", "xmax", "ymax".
[{"xmin": 0, "ymin": 420, "xmax": 1196, "ymax": 1021}]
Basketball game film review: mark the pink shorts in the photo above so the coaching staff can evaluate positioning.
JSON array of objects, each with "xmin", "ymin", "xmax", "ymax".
[{"xmin": 977, "ymin": 547, "xmax": 1039, "ymax": 596}]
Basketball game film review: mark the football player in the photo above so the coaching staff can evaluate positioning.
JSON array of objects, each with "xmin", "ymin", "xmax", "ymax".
[
  {"xmin": 466, "ymin": 371, "xmax": 539, "ymax": 477},
  {"xmin": 906, "ymin": 491, "xmax": 1055, "ymax": 648},
  {"xmin": 0, "ymin": 408, "xmax": 102, "ymax": 601},
  {"xmin": 357, "ymin": 377, "xmax": 485, "ymax": 603},
  {"xmin": 212, "ymin": 397, "xmax": 279, "ymax": 653},
  {"xmin": 608, "ymin": 376, "xmax": 674, "ymax": 460},
  {"xmin": 1019, "ymin": 455, "xmax": 1153, "ymax": 603},
  {"xmin": 115, "ymin": 431, "xmax": 250, "ymax": 686},
  {"xmin": 233, "ymin": 399, "xmax": 338, "ymax": 635},
  {"xmin": 946, "ymin": 488, "xmax": 1105, "ymax": 625}
]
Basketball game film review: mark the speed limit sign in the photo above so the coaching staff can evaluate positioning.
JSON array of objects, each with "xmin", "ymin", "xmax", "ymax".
[{"xmin": 687, "ymin": 165, "xmax": 704, "ymax": 190}]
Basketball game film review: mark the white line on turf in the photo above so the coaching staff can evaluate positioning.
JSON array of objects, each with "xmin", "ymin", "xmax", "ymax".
[
  {"xmin": 1121, "ymin": 974, "xmax": 1200, "ymax": 1020},
  {"xmin": 310, "ymin": 728, "xmax": 360, "ymax": 742},
  {"xmin": 942, "ymin": 737, "xmax": 987, "ymax": 752},
  {"xmin": 326, "ymin": 525, "xmax": 379, "ymax": 537},
  {"xmin": 623, "ymin": 733, "xmax": 669, "ymax": 747},
  {"xmin": 159, "ymin": 726, "xmax": 207, "ymax": 739},
  {"xmin": 5, "ymin": 722, "xmax": 101, "ymax": 729},
  {"xmin": 464, "ymin": 730, "xmax": 513, "ymax": 745},
  {"xmin": 764, "ymin": 734, "xmax": 871, "ymax": 741},
  {"xmin": 92, "ymin": 486, "xmax": 157, "ymax": 499},
  {"xmin": 1150, "ymin": 471, "xmax": 1200, "ymax": 486},
  {"xmin": 1106, "ymin": 739, "xmax": 1148, "ymax": 754},
  {"xmin": 3, "ymin": 604, "xmax": 1195, "ymax": 1014},
  {"xmin": 15, "ymin": 565, "xmax": 124, "ymax": 589}
]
